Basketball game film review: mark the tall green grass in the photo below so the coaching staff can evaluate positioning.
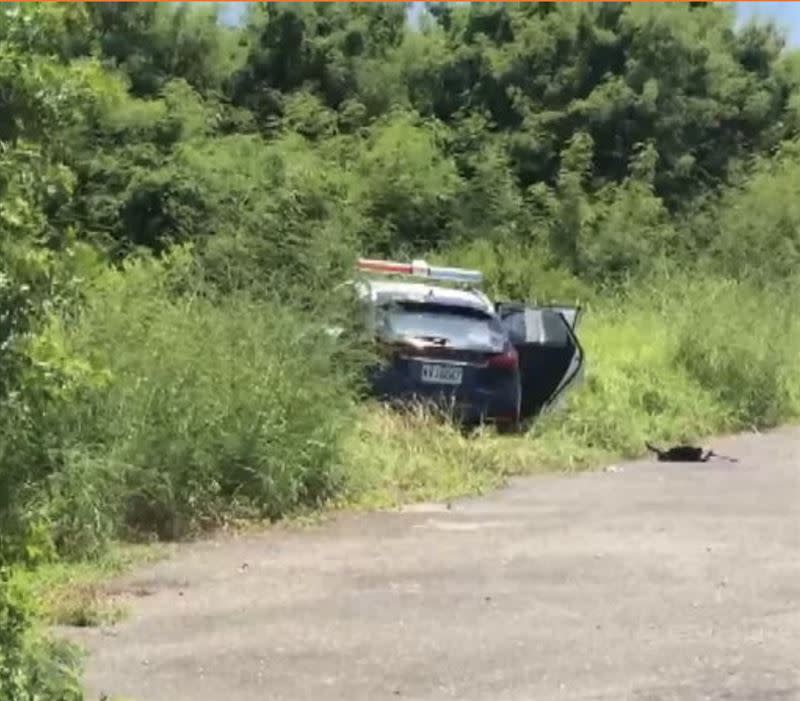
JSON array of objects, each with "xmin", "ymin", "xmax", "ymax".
[
  {"xmin": 523, "ymin": 273, "xmax": 800, "ymax": 468},
  {"xmin": 2, "ymin": 251, "xmax": 362, "ymax": 560},
  {"xmin": 342, "ymin": 405, "xmax": 516, "ymax": 509},
  {"xmin": 4, "ymin": 253, "xmax": 799, "ymax": 567},
  {"xmin": 0, "ymin": 570, "xmax": 84, "ymax": 701},
  {"xmin": 3, "ymin": 258, "xmax": 799, "ymax": 701},
  {"xmin": 674, "ymin": 277, "xmax": 800, "ymax": 428},
  {"xmin": 343, "ymin": 272, "xmax": 800, "ymax": 499}
]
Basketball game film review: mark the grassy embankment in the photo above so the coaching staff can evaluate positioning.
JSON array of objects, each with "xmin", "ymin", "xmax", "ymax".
[
  {"xmin": 346, "ymin": 272, "xmax": 800, "ymax": 505},
  {"xmin": 12, "ymin": 265, "xmax": 799, "ymax": 629}
]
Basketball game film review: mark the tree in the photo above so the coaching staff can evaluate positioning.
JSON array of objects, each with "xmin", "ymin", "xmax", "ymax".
[{"xmin": 230, "ymin": 3, "xmax": 408, "ymax": 128}]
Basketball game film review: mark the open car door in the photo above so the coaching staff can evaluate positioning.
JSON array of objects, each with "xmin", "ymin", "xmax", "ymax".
[{"xmin": 495, "ymin": 303, "xmax": 584, "ymax": 421}]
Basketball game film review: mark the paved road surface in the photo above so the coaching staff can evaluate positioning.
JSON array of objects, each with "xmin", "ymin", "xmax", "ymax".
[{"xmin": 64, "ymin": 427, "xmax": 800, "ymax": 701}]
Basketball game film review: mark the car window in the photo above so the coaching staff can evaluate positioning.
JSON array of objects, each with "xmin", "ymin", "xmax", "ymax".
[
  {"xmin": 499, "ymin": 306, "xmax": 571, "ymax": 346},
  {"xmin": 522, "ymin": 309, "xmax": 570, "ymax": 345},
  {"xmin": 377, "ymin": 302, "xmax": 506, "ymax": 350}
]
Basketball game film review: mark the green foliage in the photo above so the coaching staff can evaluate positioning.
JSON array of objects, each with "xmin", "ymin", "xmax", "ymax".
[
  {"xmin": 4, "ymin": 8, "xmax": 800, "ymax": 698},
  {"xmin": 0, "ymin": 4, "xmax": 92, "ymax": 60},
  {"xmin": 21, "ymin": 251, "xmax": 360, "ymax": 547},
  {"xmin": 674, "ymin": 277, "xmax": 800, "ymax": 428},
  {"xmin": 183, "ymin": 133, "xmax": 362, "ymax": 288},
  {"xmin": 503, "ymin": 274, "xmax": 800, "ymax": 468},
  {"xmin": 86, "ymin": 3, "xmax": 244, "ymax": 97},
  {"xmin": 575, "ymin": 143, "xmax": 676, "ymax": 282},
  {"xmin": 343, "ymin": 405, "xmax": 513, "ymax": 508},
  {"xmin": 432, "ymin": 238, "xmax": 594, "ymax": 306},
  {"xmin": 356, "ymin": 111, "xmax": 462, "ymax": 254},
  {"xmin": 705, "ymin": 140, "xmax": 800, "ymax": 279},
  {"xmin": 231, "ymin": 3, "xmax": 408, "ymax": 121},
  {"xmin": 2, "ymin": 0, "xmax": 800, "ymax": 614},
  {"xmin": 0, "ymin": 570, "xmax": 84, "ymax": 701}
]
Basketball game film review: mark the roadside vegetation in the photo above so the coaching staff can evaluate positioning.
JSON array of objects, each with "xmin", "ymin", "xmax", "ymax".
[{"xmin": 3, "ymin": 3, "xmax": 800, "ymax": 698}]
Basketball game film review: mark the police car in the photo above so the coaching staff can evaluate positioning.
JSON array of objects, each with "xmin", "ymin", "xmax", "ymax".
[{"xmin": 353, "ymin": 258, "xmax": 584, "ymax": 432}]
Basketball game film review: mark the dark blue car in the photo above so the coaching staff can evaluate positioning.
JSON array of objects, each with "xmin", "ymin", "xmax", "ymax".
[{"xmin": 355, "ymin": 259, "xmax": 584, "ymax": 431}]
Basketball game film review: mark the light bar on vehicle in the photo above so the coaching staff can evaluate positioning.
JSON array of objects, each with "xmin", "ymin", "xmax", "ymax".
[{"xmin": 356, "ymin": 258, "xmax": 483, "ymax": 285}]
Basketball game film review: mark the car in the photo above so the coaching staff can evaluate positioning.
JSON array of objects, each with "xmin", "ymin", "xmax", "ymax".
[{"xmin": 352, "ymin": 258, "xmax": 585, "ymax": 432}]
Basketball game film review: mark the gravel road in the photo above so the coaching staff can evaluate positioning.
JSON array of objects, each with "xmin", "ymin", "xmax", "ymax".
[{"xmin": 64, "ymin": 426, "xmax": 800, "ymax": 701}]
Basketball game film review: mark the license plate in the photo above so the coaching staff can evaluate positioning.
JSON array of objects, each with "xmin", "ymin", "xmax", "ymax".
[{"xmin": 421, "ymin": 363, "xmax": 463, "ymax": 385}]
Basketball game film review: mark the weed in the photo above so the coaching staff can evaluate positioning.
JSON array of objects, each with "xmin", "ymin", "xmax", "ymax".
[
  {"xmin": 342, "ymin": 403, "xmax": 540, "ymax": 509},
  {"xmin": 10, "ymin": 545, "xmax": 164, "ymax": 627}
]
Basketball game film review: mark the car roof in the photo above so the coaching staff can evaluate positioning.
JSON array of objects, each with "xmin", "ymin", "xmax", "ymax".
[{"xmin": 355, "ymin": 279, "xmax": 495, "ymax": 314}]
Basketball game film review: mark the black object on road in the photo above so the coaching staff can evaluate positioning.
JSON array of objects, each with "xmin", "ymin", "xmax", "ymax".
[{"xmin": 645, "ymin": 442, "xmax": 738, "ymax": 463}]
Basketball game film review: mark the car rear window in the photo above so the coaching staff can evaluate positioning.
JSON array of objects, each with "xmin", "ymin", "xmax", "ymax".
[{"xmin": 378, "ymin": 302, "xmax": 506, "ymax": 351}]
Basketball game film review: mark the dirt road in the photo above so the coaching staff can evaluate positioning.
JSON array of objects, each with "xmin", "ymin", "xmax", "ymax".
[{"xmin": 65, "ymin": 427, "xmax": 800, "ymax": 701}]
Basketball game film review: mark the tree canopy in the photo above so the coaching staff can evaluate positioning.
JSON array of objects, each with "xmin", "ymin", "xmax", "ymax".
[{"xmin": 2, "ymin": 1, "xmax": 798, "ymax": 299}]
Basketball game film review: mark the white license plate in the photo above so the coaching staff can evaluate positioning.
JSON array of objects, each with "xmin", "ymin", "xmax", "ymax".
[{"xmin": 421, "ymin": 363, "xmax": 463, "ymax": 385}]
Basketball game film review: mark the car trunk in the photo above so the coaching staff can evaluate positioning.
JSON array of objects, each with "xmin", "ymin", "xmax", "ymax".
[{"xmin": 372, "ymin": 345, "xmax": 517, "ymax": 417}]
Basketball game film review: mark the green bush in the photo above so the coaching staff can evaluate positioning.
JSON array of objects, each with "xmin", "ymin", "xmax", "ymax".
[
  {"xmin": 56, "ymin": 254, "xmax": 360, "ymax": 542},
  {"xmin": 3, "ymin": 1, "xmax": 800, "ymax": 582},
  {"xmin": 674, "ymin": 277, "xmax": 800, "ymax": 428},
  {"xmin": 0, "ymin": 570, "xmax": 84, "ymax": 701},
  {"xmin": 707, "ymin": 141, "xmax": 800, "ymax": 280},
  {"xmin": 2, "ymin": 250, "xmax": 364, "ymax": 556},
  {"xmin": 433, "ymin": 238, "xmax": 596, "ymax": 307}
]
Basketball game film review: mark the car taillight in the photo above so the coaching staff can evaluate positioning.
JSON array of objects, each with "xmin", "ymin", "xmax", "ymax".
[{"xmin": 487, "ymin": 347, "xmax": 518, "ymax": 371}]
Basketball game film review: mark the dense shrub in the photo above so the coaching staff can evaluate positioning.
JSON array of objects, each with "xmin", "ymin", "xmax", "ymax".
[
  {"xmin": 674, "ymin": 277, "xmax": 800, "ymax": 428},
  {"xmin": 2, "ymin": 250, "xmax": 365, "ymax": 557},
  {"xmin": 705, "ymin": 140, "xmax": 800, "ymax": 280},
  {"xmin": 0, "ymin": 570, "xmax": 84, "ymax": 701}
]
